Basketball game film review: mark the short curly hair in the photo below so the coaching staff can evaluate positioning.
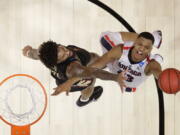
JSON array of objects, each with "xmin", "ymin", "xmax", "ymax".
[
  {"xmin": 38, "ymin": 40, "xmax": 59, "ymax": 69},
  {"xmin": 138, "ymin": 32, "xmax": 155, "ymax": 44}
]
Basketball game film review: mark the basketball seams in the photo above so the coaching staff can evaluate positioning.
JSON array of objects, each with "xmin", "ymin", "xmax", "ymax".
[
  {"xmin": 170, "ymin": 69, "xmax": 179, "ymax": 93},
  {"xmin": 169, "ymin": 69, "xmax": 172, "ymax": 94},
  {"xmin": 175, "ymin": 70, "xmax": 180, "ymax": 92}
]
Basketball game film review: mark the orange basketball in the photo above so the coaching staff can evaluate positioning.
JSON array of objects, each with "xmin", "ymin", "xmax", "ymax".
[{"xmin": 158, "ymin": 68, "xmax": 180, "ymax": 94}]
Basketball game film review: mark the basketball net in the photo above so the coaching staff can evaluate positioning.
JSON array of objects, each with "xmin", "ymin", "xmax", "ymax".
[{"xmin": 0, "ymin": 74, "xmax": 47, "ymax": 135}]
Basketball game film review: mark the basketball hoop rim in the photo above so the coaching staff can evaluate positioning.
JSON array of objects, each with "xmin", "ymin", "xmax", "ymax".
[{"xmin": 0, "ymin": 74, "xmax": 48, "ymax": 127}]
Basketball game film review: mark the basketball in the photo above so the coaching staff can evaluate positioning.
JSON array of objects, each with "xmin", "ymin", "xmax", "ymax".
[{"xmin": 158, "ymin": 68, "xmax": 180, "ymax": 94}]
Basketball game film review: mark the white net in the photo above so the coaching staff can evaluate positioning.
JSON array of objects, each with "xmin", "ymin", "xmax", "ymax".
[{"xmin": 0, "ymin": 75, "xmax": 47, "ymax": 126}]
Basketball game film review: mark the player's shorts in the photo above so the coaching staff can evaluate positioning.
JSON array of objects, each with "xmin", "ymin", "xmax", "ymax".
[
  {"xmin": 55, "ymin": 78, "xmax": 94, "ymax": 92},
  {"xmin": 100, "ymin": 31, "xmax": 123, "ymax": 53},
  {"xmin": 70, "ymin": 78, "xmax": 94, "ymax": 92}
]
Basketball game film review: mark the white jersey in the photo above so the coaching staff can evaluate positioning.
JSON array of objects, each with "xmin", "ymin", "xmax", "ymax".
[{"xmin": 100, "ymin": 31, "xmax": 163, "ymax": 91}]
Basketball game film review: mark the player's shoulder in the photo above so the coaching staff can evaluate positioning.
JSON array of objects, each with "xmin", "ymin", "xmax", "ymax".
[
  {"xmin": 145, "ymin": 54, "xmax": 163, "ymax": 75},
  {"xmin": 149, "ymin": 53, "xmax": 163, "ymax": 65},
  {"xmin": 67, "ymin": 45, "xmax": 81, "ymax": 50},
  {"xmin": 67, "ymin": 45, "xmax": 90, "ymax": 55}
]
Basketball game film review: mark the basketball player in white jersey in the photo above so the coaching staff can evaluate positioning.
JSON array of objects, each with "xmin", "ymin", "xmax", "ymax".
[
  {"xmin": 53, "ymin": 31, "xmax": 163, "ymax": 93},
  {"xmin": 92, "ymin": 31, "xmax": 163, "ymax": 92}
]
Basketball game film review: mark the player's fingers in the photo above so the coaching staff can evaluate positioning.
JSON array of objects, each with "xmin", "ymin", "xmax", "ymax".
[
  {"xmin": 119, "ymin": 81, "xmax": 127, "ymax": 89},
  {"xmin": 51, "ymin": 88, "xmax": 61, "ymax": 96},
  {"xmin": 120, "ymin": 85, "xmax": 124, "ymax": 93},
  {"xmin": 22, "ymin": 48, "xmax": 27, "ymax": 56},
  {"xmin": 66, "ymin": 91, "xmax": 69, "ymax": 96},
  {"xmin": 51, "ymin": 91, "xmax": 58, "ymax": 96},
  {"xmin": 51, "ymin": 90, "xmax": 63, "ymax": 96},
  {"xmin": 120, "ymin": 83, "xmax": 127, "ymax": 93},
  {"xmin": 23, "ymin": 48, "xmax": 30, "ymax": 56},
  {"xmin": 22, "ymin": 46, "xmax": 29, "ymax": 51},
  {"xmin": 122, "ymin": 68, "xmax": 128, "ymax": 74},
  {"xmin": 118, "ymin": 74, "xmax": 126, "ymax": 81},
  {"xmin": 121, "ymin": 69, "xmax": 128, "ymax": 77},
  {"xmin": 120, "ymin": 80, "xmax": 127, "ymax": 87},
  {"xmin": 23, "ymin": 46, "xmax": 32, "ymax": 56},
  {"xmin": 122, "ymin": 83, "xmax": 127, "ymax": 88},
  {"xmin": 121, "ymin": 76, "xmax": 127, "ymax": 80}
]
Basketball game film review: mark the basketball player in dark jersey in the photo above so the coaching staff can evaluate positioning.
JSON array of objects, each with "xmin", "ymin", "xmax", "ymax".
[{"xmin": 22, "ymin": 41, "xmax": 119, "ymax": 107}]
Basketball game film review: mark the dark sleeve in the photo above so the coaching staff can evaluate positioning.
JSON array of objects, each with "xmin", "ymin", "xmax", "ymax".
[{"xmin": 67, "ymin": 45, "xmax": 91, "ymax": 66}]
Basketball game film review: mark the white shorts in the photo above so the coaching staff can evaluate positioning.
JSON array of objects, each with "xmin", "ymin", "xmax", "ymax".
[{"xmin": 100, "ymin": 31, "xmax": 123, "ymax": 54}]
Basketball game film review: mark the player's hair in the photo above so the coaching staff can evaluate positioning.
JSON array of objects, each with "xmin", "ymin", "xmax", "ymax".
[
  {"xmin": 138, "ymin": 32, "xmax": 155, "ymax": 44},
  {"xmin": 38, "ymin": 40, "xmax": 59, "ymax": 69}
]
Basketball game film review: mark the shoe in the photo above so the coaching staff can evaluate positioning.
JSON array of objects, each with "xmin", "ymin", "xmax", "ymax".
[
  {"xmin": 152, "ymin": 30, "xmax": 162, "ymax": 49},
  {"xmin": 76, "ymin": 86, "xmax": 103, "ymax": 107}
]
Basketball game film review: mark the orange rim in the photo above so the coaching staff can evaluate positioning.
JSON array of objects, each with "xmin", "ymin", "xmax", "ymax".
[
  {"xmin": 11, "ymin": 125, "xmax": 30, "ymax": 135},
  {"xmin": 0, "ymin": 74, "xmax": 47, "ymax": 127}
]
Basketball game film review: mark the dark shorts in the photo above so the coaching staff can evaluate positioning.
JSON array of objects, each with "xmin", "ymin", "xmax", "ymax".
[
  {"xmin": 100, "ymin": 36, "xmax": 113, "ymax": 51},
  {"xmin": 70, "ymin": 78, "xmax": 94, "ymax": 92},
  {"xmin": 56, "ymin": 78, "xmax": 94, "ymax": 92}
]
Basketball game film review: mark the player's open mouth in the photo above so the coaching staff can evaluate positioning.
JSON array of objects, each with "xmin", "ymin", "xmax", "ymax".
[
  {"xmin": 133, "ymin": 50, "xmax": 144, "ymax": 61},
  {"xmin": 137, "ymin": 51, "xmax": 143, "ymax": 55},
  {"xmin": 136, "ymin": 51, "xmax": 143, "ymax": 57}
]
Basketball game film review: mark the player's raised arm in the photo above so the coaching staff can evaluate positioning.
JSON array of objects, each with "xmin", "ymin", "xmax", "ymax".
[
  {"xmin": 120, "ymin": 32, "xmax": 139, "ymax": 42},
  {"xmin": 51, "ymin": 61, "xmax": 120, "ymax": 95},
  {"xmin": 89, "ymin": 45, "xmax": 123, "ymax": 69},
  {"xmin": 146, "ymin": 60, "xmax": 162, "ymax": 79},
  {"xmin": 22, "ymin": 45, "xmax": 40, "ymax": 60},
  {"xmin": 67, "ymin": 61, "xmax": 118, "ymax": 81}
]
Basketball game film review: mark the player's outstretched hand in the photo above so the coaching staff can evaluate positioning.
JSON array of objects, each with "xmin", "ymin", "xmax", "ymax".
[
  {"xmin": 51, "ymin": 82, "xmax": 71, "ymax": 96},
  {"xmin": 117, "ymin": 69, "xmax": 128, "ymax": 93},
  {"xmin": 22, "ymin": 45, "xmax": 32, "ymax": 57}
]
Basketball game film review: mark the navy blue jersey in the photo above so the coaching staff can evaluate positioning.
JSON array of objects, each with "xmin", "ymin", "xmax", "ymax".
[{"xmin": 50, "ymin": 45, "xmax": 93, "ymax": 92}]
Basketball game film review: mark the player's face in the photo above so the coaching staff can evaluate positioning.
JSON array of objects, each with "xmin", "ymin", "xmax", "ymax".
[
  {"xmin": 57, "ymin": 46, "xmax": 73, "ymax": 63},
  {"xmin": 132, "ymin": 37, "xmax": 153, "ymax": 62}
]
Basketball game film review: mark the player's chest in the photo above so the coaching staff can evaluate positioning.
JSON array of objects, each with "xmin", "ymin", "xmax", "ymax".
[{"xmin": 117, "ymin": 59, "xmax": 147, "ymax": 76}]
